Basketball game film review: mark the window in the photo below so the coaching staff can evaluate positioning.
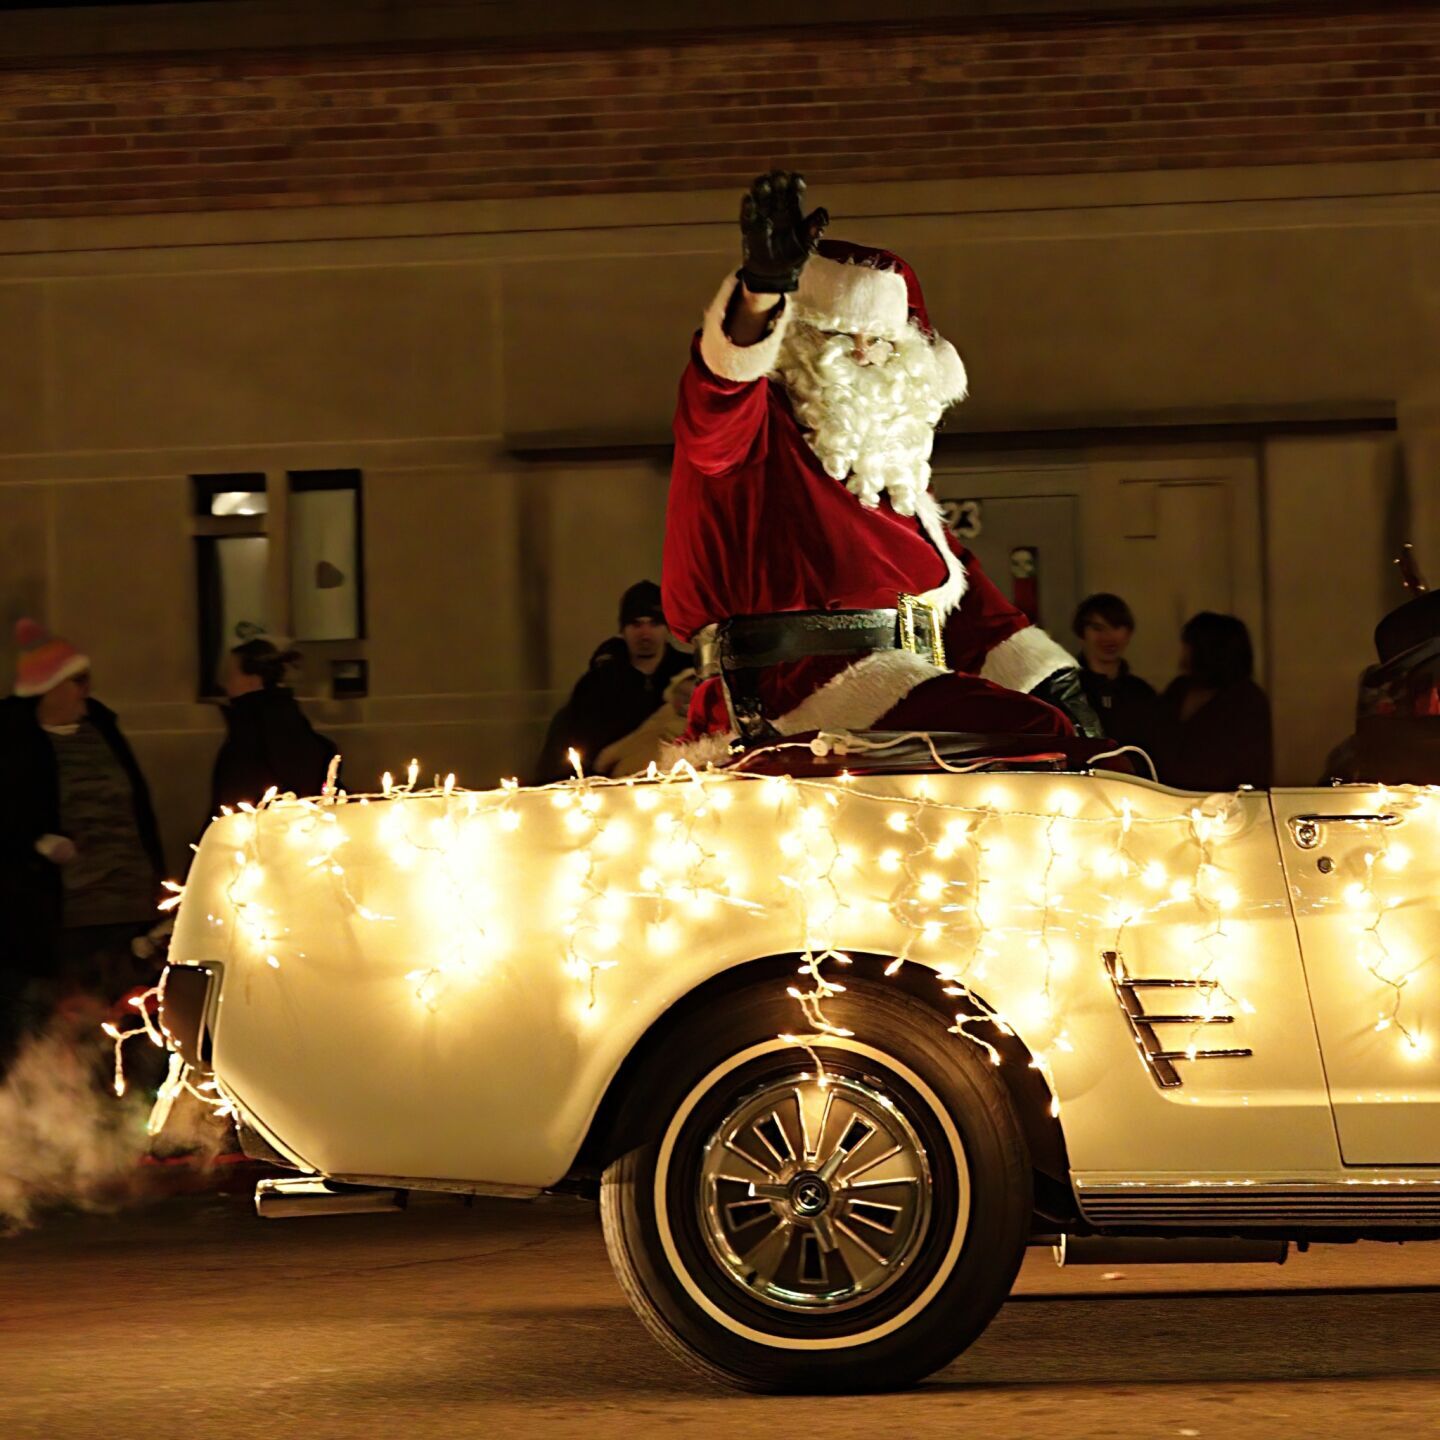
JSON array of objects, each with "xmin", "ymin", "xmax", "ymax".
[
  {"xmin": 288, "ymin": 469, "xmax": 364, "ymax": 642},
  {"xmin": 194, "ymin": 473, "xmax": 268, "ymax": 518},
  {"xmin": 193, "ymin": 474, "xmax": 270, "ymax": 697},
  {"xmin": 191, "ymin": 469, "xmax": 366, "ymax": 698}
]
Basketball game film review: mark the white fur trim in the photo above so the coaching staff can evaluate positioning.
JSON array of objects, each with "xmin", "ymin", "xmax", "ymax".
[
  {"xmin": 698, "ymin": 272, "xmax": 791, "ymax": 383},
  {"xmin": 666, "ymin": 649, "xmax": 944, "ymax": 766},
  {"xmin": 913, "ymin": 492, "xmax": 967, "ymax": 620},
  {"xmin": 979, "ymin": 625, "xmax": 1076, "ymax": 695},
  {"xmin": 793, "ymin": 254, "xmax": 910, "ymax": 340},
  {"xmin": 14, "ymin": 650, "xmax": 90, "ymax": 698},
  {"xmin": 776, "ymin": 649, "xmax": 945, "ymax": 734},
  {"xmin": 932, "ymin": 337, "xmax": 968, "ymax": 405}
]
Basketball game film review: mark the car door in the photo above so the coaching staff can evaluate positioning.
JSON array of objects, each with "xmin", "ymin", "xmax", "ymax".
[{"xmin": 1271, "ymin": 786, "xmax": 1440, "ymax": 1164}]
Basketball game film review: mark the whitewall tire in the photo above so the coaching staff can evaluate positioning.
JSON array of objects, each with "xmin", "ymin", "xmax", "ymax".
[{"xmin": 600, "ymin": 980, "xmax": 1031, "ymax": 1392}]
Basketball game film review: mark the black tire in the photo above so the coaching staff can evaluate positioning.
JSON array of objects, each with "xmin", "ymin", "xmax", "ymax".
[{"xmin": 600, "ymin": 978, "xmax": 1031, "ymax": 1393}]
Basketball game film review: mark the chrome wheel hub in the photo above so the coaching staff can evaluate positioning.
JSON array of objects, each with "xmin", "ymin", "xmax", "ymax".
[
  {"xmin": 698, "ymin": 1070, "xmax": 933, "ymax": 1312},
  {"xmin": 788, "ymin": 1174, "xmax": 831, "ymax": 1217}
]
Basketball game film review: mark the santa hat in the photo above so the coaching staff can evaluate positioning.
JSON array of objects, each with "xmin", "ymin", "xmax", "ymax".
[
  {"xmin": 13, "ymin": 618, "xmax": 90, "ymax": 697},
  {"xmin": 792, "ymin": 239, "xmax": 968, "ymax": 404}
]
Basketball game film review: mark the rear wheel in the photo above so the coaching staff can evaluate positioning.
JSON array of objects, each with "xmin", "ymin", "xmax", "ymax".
[{"xmin": 600, "ymin": 980, "xmax": 1031, "ymax": 1392}]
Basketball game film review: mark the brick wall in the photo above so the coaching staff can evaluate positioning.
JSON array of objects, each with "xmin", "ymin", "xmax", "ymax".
[{"xmin": 1, "ymin": 4, "xmax": 1437, "ymax": 218}]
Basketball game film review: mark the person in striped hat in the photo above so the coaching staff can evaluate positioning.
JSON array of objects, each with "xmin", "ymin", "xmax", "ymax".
[{"xmin": 0, "ymin": 620, "xmax": 164, "ymax": 1061}]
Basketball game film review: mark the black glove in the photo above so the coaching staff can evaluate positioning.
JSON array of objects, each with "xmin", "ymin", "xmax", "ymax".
[
  {"xmin": 1031, "ymin": 667, "xmax": 1105, "ymax": 740},
  {"xmin": 739, "ymin": 169, "xmax": 829, "ymax": 295}
]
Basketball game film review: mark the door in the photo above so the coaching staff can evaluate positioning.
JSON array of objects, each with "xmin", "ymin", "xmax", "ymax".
[
  {"xmin": 1271, "ymin": 787, "xmax": 1440, "ymax": 1165},
  {"xmin": 933, "ymin": 491, "xmax": 1080, "ymax": 635},
  {"xmin": 1084, "ymin": 453, "xmax": 1266, "ymax": 689},
  {"xmin": 931, "ymin": 451, "xmax": 1266, "ymax": 694}
]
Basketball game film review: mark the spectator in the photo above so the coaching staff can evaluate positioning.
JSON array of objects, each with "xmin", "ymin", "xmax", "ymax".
[
  {"xmin": 533, "ymin": 581, "xmax": 691, "ymax": 783},
  {"xmin": 1071, "ymin": 592, "xmax": 1157, "ymax": 752},
  {"xmin": 0, "ymin": 620, "xmax": 165, "ymax": 1048},
  {"xmin": 1154, "ymin": 611, "xmax": 1272, "ymax": 791},
  {"xmin": 211, "ymin": 627, "xmax": 338, "ymax": 815},
  {"xmin": 596, "ymin": 668, "xmax": 698, "ymax": 777}
]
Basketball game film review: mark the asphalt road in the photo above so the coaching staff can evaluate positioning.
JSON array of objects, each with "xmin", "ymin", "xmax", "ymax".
[{"xmin": 3, "ymin": 1183, "xmax": 1440, "ymax": 1439}]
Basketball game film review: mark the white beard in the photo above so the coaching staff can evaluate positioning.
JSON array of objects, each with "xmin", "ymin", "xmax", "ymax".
[{"xmin": 774, "ymin": 322, "xmax": 948, "ymax": 517}]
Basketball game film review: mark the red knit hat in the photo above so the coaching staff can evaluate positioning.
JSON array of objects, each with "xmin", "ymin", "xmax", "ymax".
[
  {"xmin": 793, "ymin": 239, "xmax": 968, "ymax": 402},
  {"xmin": 13, "ymin": 618, "xmax": 90, "ymax": 698}
]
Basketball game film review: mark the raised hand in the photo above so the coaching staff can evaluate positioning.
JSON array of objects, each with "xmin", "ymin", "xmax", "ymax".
[{"xmin": 738, "ymin": 169, "xmax": 829, "ymax": 295}]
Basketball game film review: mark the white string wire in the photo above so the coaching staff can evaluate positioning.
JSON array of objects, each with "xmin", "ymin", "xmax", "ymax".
[{"xmin": 1084, "ymin": 743, "xmax": 1159, "ymax": 782}]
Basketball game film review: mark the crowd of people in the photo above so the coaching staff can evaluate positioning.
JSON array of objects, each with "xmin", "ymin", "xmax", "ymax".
[
  {"xmin": 538, "ymin": 579, "xmax": 1275, "ymax": 793},
  {"xmin": 0, "ymin": 618, "xmax": 335, "ymax": 1072},
  {"xmin": 1071, "ymin": 593, "xmax": 1273, "ymax": 791}
]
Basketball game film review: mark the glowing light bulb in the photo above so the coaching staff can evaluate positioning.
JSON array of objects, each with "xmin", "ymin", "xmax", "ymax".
[
  {"xmin": 648, "ymin": 919, "xmax": 680, "ymax": 955},
  {"xmin": 886, "ymin": 812, "xmax": 909, "ymax": 834},
  {"xmin": 595, "ymin": 818, "xmax": 632, "ymax": 856},
  {"xmin": 1383, "ymin": 843, "xmax": 1412, "ymax": 872}
]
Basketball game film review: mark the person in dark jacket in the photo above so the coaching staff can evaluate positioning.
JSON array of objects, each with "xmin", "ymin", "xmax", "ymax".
[
  {"xmin": 0, "ymin": 620, "xmax": 165, "ymax": 1063},
  {"xmin": 210, "ymin": 630, "xmax": 338, "ymax": 815},
  {"xmin": 1154, "ymin": 611, "xmax": 1273, "ymax": 792},
  {"xmin": 532, "ymin": 580, "xmax": 692, "ymax": 783},
  {"xmin": 1071, "ymin": 592, "xmax": 1158, "ymax": 753}
]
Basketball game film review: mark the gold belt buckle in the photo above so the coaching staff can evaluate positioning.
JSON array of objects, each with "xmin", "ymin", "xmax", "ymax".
[{"xmin": 897, "ymin": 593, "xmax": 946, "ymax": 668}]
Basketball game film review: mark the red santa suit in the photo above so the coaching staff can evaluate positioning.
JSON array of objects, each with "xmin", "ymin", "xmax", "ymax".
[{"xmin": 665, "ymin": 241, "xmax": 1078, "ymax": 752}]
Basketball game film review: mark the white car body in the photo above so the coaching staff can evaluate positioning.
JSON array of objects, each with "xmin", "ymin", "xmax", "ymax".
[{"xmin": 163, "ymin": 762, "xmax": 1440, "ymax": 1226}]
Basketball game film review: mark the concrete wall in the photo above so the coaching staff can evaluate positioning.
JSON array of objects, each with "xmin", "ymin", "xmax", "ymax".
[
  {"xmin": 1265, "ymin": 431, "xmax": 1404, "ymax": 784},
  {"xmin": 2, "ymin": 160, "xmax": 1439, "ymax": 864}
]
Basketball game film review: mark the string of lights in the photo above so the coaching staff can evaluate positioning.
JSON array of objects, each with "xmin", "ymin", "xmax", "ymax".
[{"xmin": 105, "ymin": 746, "xmax": 1436, "ymax": 1127}]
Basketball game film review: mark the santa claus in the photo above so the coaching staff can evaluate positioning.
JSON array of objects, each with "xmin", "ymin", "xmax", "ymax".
[{"xmin": 665, "ymin": 169, "xmax": 1100, "ymax": 753}]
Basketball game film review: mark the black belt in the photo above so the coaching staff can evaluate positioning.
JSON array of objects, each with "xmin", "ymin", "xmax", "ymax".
[{"xmin": 694, "ymin": 595, "xmax": 947, "ymax": 744}]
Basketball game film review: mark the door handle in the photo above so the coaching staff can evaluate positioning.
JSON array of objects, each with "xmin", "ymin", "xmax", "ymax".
[{"xmin": 1288, "ymin": 813, "xmax": 1399, "ymax": 850}]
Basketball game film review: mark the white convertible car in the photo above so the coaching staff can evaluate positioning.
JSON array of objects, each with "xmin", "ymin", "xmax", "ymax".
[{"xmin": 154, "ymin": 736, "xmax": 1440, "ymax": 1392}]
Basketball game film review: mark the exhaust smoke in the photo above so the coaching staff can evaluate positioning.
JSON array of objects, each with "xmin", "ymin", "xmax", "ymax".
[{"xmin": 0, "ymin": 998, "xmax": 229, "ymax": 1234}]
